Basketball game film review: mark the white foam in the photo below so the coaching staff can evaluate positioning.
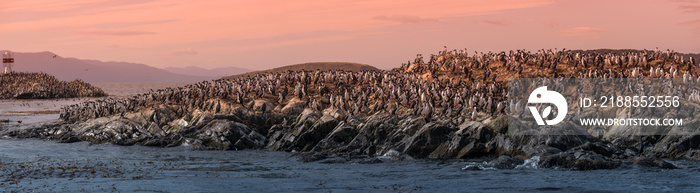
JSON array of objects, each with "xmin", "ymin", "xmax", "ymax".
[
  {"xmin": 515, "ymin": 156, "xmax": 540, "ymax": 169},
  {"xmin": 461, "ymin": 162, "xmax": 496, "ymax": 170}
]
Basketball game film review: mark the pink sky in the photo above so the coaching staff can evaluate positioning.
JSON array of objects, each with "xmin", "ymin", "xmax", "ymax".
[{"xmin": 1, "ymin": 0, "xmax": 699, "ymax": 70}]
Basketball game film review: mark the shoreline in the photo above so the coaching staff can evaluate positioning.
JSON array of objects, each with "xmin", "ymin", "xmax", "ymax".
[
  {"xmin": 3, "ymin": 48, "xmax": 700, "ymax": 171},
  {"xmin": 2, "ymin": 102, "xmax": 696, "ymax": 171}
]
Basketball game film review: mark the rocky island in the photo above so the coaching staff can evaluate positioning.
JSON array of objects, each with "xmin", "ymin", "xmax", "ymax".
[
  {"xmin": 3, "ymin": 49, "xmax": 699, "ymax": 170},
  {"xmin": 0, "ymin": 72, "xmax": 106, "ymax": 99}
]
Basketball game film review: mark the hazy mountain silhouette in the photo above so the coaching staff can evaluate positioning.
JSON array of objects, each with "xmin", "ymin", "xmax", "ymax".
[
  {"xmin": 164, "ymin": 66, "xmax": 252, "ymax": 77},
  {"xmin": 3, "ymin": 51, "xmax": 218, "ymax": 82}
]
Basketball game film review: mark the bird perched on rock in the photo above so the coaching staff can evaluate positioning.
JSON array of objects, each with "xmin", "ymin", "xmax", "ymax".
[
  {"xmin": 152, "ymin": 111, "xmax": 159, "ymax": 125},
  {"xmin": 121, "ymin": 107, "xmax": 127, "ymax": 118},
  {"xmin": 421, "ymin": 103, "xmax": 433, "ymax": 122},
  {"xmin": 471, "ymin": 107, "xmax": 478, "ymax": 120}
]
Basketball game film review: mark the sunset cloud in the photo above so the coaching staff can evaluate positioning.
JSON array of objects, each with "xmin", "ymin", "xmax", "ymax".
[
  {"xmin": 667, "ymin": 0, "xmax": 697, "ymax": 3},
  {"xmin": 373, "ymin": 15, "xmax": 438, "ymax": 24},
  {"xmin": 73, "ymin": 29, "xmax": 156, "ymax": 36},
  {"xmin": 1, "ymin": 0, "xmax": 556, "ymax": 44},
  {"xmin": 543, "ymin": 21, "xmax": 558, "ymax": 27},
  {"xmin": 106, "ymin": 44, "xmax": 142, "ymax": 50},
  {"xmin": 170, "ymin": 48, "xmax": 198, "ymax": 56},
  {"xmin": 1, "ymin": 0, "xmax": 697, "ymax": 70},
  {"xmin": 679, "ymin": 19, "xmax": 700, "ymax": 34},
  {"xmin": 679, "ymin": 5, "xmax": 700, "ymax": 12},
  {"xmin": 478, "ymin": 20, "xmax": 510, "ymax": 26},
  {"xmin": 558, "ymin": 27, "xmax": 608, "ymax": 39}
]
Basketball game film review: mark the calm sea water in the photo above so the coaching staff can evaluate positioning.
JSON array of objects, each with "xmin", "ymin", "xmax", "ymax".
[{"xmin": 1, "ymin": 82, "xmax": 698, "ymax": 192}]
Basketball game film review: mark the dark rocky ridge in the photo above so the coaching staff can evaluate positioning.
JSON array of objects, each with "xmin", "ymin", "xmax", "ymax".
[
  {"xmin": 0, "ymin": 72, "xmax": 106, "ymax": 99},
  {"xmin": 2, "ymin": 48, "xmax": 699, "ymax": 170}
]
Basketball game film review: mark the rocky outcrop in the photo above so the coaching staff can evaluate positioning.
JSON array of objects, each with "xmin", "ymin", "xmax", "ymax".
[
  {"xmin": 537, "ymin": 142, "xmax": 624, "ymax": 170},
  {"xmin": 4, "ymin": 103, "xmax": 695, "ymax": 171},
  {"xmin": 538, "ymin": 151, "xmax": 622, "ymax": 170},
  {"xmin": 5, "ymin": 48, "xmax": 700, "ymax": 170},
  {"xmin": 0, "ymin": 72, "xmax": 106, "ymax": 99},
  {"xmin": 488, "ymin": 156, "xmax": 524, "ymax": 169},
  {"xmin": 633, "ymin": 157, "xmax": 678, "ymax": 169},
  {"xmin": 187, "ymin": 120, "xmax": 265, "ymax": 150}
]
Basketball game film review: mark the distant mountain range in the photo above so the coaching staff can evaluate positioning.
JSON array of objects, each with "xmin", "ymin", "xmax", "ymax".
[
  {"xmin": 2, "ymin": 51, "xmax": 250, "ymax": 82},
  {"xmin": 8, "ymin": 49, "xmax": 690, "ymax": 83}
]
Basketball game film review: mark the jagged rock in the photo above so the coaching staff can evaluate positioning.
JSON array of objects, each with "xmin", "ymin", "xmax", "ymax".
[
  {"xmin": 533, "ymin": 141, "xmax": 628, "ymax": 170},
  {"xmin": 314, "ymin": 121, "xmax": 358, "ymax": 151},
  {"xmin": 290, "ymin": 113, "xmax": 339, "ymax": 151},
  {"xmin": 71, "ymin": 118, "xmax": 152, "ymax": 145},
  {"xmin": 397, "ymin": 117, "xmax": 426, "ymax": 136},
  {"xmin": 190, "ymin": 119, "xmax": 265, "ymax": 150},
  {"xmin": 293, "ymin": 108, "xmax": 321, "ymax": 131},
  {"xmin": 571, "ymin": 142, "xmax": 624, "ymax": 158},
  {"xmin": 141, "ymin": 133, "xmax": 183, "ymax": 147},
  {"xmin": 455, "ymin": 122, "xmax": 494, "ymax": 158},
  {"xmin": 650, "ymin": 126, "xmax": 700, "ymax": 159},
  {"xmin": 1, "ymin": 120, "xmax": 66, "ymax": 139},
  {"xmin": 266, "ymin": 108, "xmax": 338, "ymax": 152},
  {"xmin": 380, "ymin": 149, "xmax": 414, "ymax": 161},
  {"xmin": 59, "ymin": 135, "xmax": 81, "ymax": 143},
  {"xmin": 539, "ymin": 150, "xmax": 621, "ymax": 170},
  {"xmin": 606, "ymin": 121, "xmax": 700, "ymax": 160},
  {"xmin": 402, "ymin": 123, "xmax": 454, "ymax": 158},
  {"xmin": 322, "ymin": 107, "xmax": 346, "ymax": 120},
  {"xmin": 326, "ymin": 122, "xmax": 358, "ymax": 144},
  {"xmin": 281, "ymin": 98, "xmax": 306, "ymax": 116},
  {"xmin": 265, "ymin": 124, "xmax": 295, "ymax": 151},
  {"xmin": 345, "ymin": 113, "xmax": 395, "ymax": 156},
  {"xmin": 5, "ymin": 103, "xmax": 698, "ymax": 170},
  {"xmin": 425, "ymin": 121, "xmax": 493, "ymax": 159},
  {"xmin": 498, "ymin": 122, "xmax": 598, "ymax": 157},
  {"xmin": 488, "ymin": 155, "xmax": 524, "ymax": 169},
  {"xmin": 482, "ymin": 115, "xmax": 508, "ymax": 134},
  {"xmin": 633, "ymin": 157, "xmax": 678, "ymax": 169},
  {"xmin": 236, "ymin": 132, "xmax": 267, "ymax": 149},
  {"xmin": 607, "ymin": 125, "xmax": 656, "ymax": 151},
  {"xmin": 103, "ymin": 119, "xmax": 154, "ymax": 145}
]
